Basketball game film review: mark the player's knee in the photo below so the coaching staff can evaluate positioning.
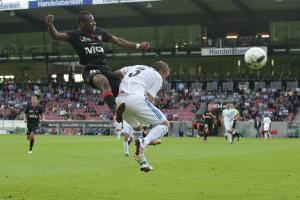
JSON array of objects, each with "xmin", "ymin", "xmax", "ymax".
[
  {"xmin": 124, "ymin": 133, "xmax": 128, "ymax": 139},
  {"xmin": 161, "ymin": 120, "xmax": 170, "ymax": 128},
  {"xmin": 93, "ymin": 74, "xmax": 111, "ymax": 91}
]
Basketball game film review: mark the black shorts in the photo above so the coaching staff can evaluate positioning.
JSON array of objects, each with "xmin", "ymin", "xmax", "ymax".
[
  {"xmin": 83, "ymin": 65, "xmax": 120, "ymax": 97},
  {"xmin": 204, "ymin": 123, "xmax": 213, "ymax": 130},
  {"xmin": 27, "ymin": 123, "xmax": 38, "ymax": 135},
  {"xmin": 232, "ymin": 120, "xmax": 237, "ymax": 129},
  {"xmin": 198, "ymin": 124, "xmax": 205, "ymax": 130}
]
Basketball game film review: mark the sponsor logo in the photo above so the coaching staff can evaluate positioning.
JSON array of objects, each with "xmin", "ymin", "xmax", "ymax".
[
  {"xmin": 0, "ymin": 1, "xmax": 21, "ymax": 11},
  {"xmin": 93, "ymin": 0, "xmax": 159, "ymax": 4},
  {"xmin": 84, "ymin": 46, "xmax": 104, "ymax": 54},
  {"xmin": 80, "ymin": 36, "xmax": 92, "ymax": 43},
  {"xmin": 89, "ymin": 70, "xmax": 100, "ymax": 75},
  {"xmin": 29, "ymin": 0, "xmax": 92, "ymax": 8},
  {"xmin": 201, "ymin": 47, "xmax": 268, "ymax": 56}
]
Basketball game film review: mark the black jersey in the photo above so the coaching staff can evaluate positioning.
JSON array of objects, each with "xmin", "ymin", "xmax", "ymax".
[
  {"xmin": 67, "ymin": 27, "xmax": 112, "ymax": 65},
  {"xmin": 203, "ymin": 111, "xmax": 214, "ymax": 124},
  {"xmin": 25, "ymin": 105, "xmax": 43, "ymax": 124}
]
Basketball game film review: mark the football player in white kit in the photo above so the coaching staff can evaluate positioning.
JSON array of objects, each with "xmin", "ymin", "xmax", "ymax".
[
  {"xmin": 114, "ymin": 61, "xmax": 169, "ymax": 173},
  {"xmin": 120, "ymin": 120, "xmax": 134, "ymax": 156},
  {"xmin": 263, "ymin": 114, "xmax": 272, "ymax": 139},
  {"xmin": 114, "ymin": 121, "xmax": 122, "ymax": 140},
  {"xmin": 222, "ymin": 102, "xmax": 235, "ymax": 143}
]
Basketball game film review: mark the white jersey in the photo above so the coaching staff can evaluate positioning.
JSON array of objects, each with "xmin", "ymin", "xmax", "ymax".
[
  {"xmin": 263, "ymin": 116, "xmax": 271, "ymax": 131},
  {"xmin": 222, "ymin": 108, "xmax": 235, "ymax": 123},
  {"xmin": 119, "ymin": 65, "xmax": 163, "ymax": 98}
]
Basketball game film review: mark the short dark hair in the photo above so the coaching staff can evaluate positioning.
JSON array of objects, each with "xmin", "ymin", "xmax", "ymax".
[
  {"xmin": 78, "ymin": 11, "xmax": 92, "ymax": 23},
  {"xmin": 152, "ymin": 61, "xmax": 168, "ymax": 72}
]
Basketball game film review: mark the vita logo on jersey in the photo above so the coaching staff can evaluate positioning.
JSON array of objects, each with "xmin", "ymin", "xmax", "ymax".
[
  {"xmin": 85, "ymin": 46, "xmax": 104, "ymax": 54},
  {"xmin": 80, "ymin": 35, "xmax": 105, "ymax": 55}
]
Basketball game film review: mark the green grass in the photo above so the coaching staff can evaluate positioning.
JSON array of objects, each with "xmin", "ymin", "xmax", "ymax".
[{"xmin": 0, "ymin": 135, "xmax": 300, "ymax": 200}]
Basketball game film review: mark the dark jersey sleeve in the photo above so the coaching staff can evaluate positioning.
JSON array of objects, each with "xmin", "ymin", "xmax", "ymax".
[
  {"xmin": 98, "ymin": 27, "xmax": 112, "ymax": 42},
  {"xmin": 66, "ymin": 29, "xmax": 79, "ymax": 45}
]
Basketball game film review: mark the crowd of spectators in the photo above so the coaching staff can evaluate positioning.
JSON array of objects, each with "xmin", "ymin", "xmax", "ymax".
[
  {"xmin": 0, "ymin": 79, "xmax": 111, "ymax": 121},
  {"xmin": 0, "ymin": 78, "xmax": 299, "ymax": 123},
  {"xmin": 233, "ymin": 88, "xmax": 299, "ymax": 122}
]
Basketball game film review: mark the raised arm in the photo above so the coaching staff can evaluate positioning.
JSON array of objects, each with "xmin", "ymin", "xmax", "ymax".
[
  {"xmin": 109, "ymin": 35, "xmax": 150, "ymax": 49},
  {"xmin": 45, "ymin": 14, "xmax": 69, "ymax": 41}
]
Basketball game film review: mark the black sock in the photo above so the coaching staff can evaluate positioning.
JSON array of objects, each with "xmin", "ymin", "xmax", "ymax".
[
  {"xmin": 29, "ymin": 140, "xmax": 34, "ymax": 151},
  {"xmin": 103, "ymin": 92, "xmax": 116, "ymax": 113}
]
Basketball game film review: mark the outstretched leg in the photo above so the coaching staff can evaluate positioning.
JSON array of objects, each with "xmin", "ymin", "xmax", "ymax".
[{"xmin": 92, "ymin": 74, "xmax": 117, "ymax": 113}]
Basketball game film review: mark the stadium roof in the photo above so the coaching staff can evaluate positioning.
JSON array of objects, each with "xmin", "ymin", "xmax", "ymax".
[{"xmin": 1, "ymin": 0, "xmax": 300, "ymax": 34}]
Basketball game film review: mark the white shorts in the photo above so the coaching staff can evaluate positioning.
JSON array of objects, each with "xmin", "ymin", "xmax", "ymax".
[
  {"xmin": 116, "ymin": 94, "xmax": 167, "ymax": 128},
  {"xmin": 264, "ymin": 125, "xmax": 270, "ymax": 132},
  {"xmin": 224, "ymin": 121, "xmax": 233, "ymax": 135}
]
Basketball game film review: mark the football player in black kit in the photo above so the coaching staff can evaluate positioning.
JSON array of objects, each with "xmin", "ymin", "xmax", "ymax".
[
  {"xmin": 45, "ymin": 11, "xmax": 149, "ymax": 120},
  {"xmin": 201, "ymin": 102, "xmax": 216, "ymax": 142},
  {"xmin": 24, "ymin": 95, "xmax": 44, "ymax": 154}
]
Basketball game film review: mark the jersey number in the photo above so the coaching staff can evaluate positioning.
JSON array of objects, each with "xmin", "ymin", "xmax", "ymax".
[{"xmin": 128, "ymin": 67, "xmax": 145, "ymax": 77}]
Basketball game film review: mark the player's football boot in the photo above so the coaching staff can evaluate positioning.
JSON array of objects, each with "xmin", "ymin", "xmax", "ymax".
[
  {"xmin": 140, "ymin": 161, "xmax": 153, "ymax": 173},
  {"xmin": 149, "ymin": 139, "xmax": 161, "ymax": 145}
]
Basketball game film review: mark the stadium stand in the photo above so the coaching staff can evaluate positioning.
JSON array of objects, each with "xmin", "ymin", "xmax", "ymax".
[{"xmin": 1, "ymin": 78, "xmax": 298, "ymax": 123}]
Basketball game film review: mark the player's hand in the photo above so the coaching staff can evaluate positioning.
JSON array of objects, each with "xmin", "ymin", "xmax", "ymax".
[
  {"xmin": 45, "ymin": 14, "xmax": 54, "ymax": 25},
  {"xmin": 140, "ymin": 42, "xmax": 150, "ymax": 49}
]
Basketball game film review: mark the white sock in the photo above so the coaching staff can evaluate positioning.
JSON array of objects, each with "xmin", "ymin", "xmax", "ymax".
[
  {"xmin": 124, "ymin": 141, "xmax": 128, "ymax": 154},
  {"xmin": 227, "ymin": 134, "xmax": 232, "ymax": 143},
  {"xmin": 117, "ymin": 131, "xmax": 121, "ymax": 140},
  {"xmin": 139, "ymin": 153, "xmax": 148, "ymax": 164},
  {"xmin": 133, "ymin": 131, "xmax": 143, "ymax": 138},
  {"xmin": 143, "ymin": 125, "xmax": 168, "ymax": 147}
]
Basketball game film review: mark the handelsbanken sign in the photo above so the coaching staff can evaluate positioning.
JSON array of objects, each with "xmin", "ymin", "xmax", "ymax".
[{"xmin": 201, "ymin": 47, "xmax": 267, "ymax": 56}]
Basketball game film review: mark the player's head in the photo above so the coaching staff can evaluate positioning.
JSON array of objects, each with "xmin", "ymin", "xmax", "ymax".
[
  {"xmin": 78, "ymin": 11, "xmax": 96, "ymax": 32},
  {"xmin": 225, "ymin": 102, "xmax": 231, "ymax": 109},
  {"xmin": 152, "ymin": 61, "xmax": 169, "ymax": 81},
  {"xmin": 31, "ymin": 95, "xmax": 38, "ymax": 106},
  {"xmin": 207, "ymin": 102, "xmax": 214, "ymax": 112}
]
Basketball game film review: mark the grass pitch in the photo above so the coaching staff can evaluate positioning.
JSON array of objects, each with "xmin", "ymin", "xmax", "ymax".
[{"xmin": 0, "ymin": 135, "xmax": 299, "ymax": 200}]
